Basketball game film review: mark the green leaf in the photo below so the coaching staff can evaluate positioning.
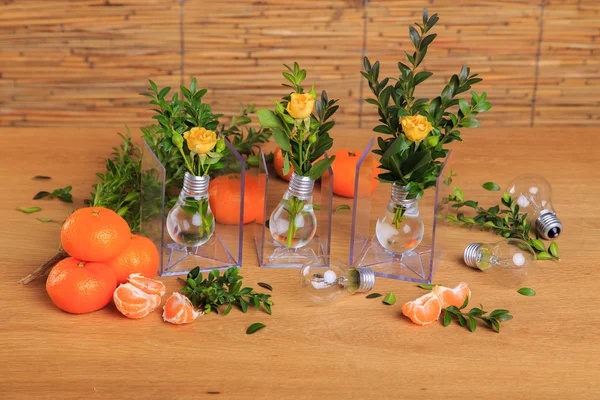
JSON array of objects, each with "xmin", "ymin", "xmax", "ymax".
[
  {"xmin": 414, "ymin": 71, "xmax": 433, "ymax": 86},
  {"xmin": 549, "ymin": 242, "xmax": 559, "ymax": 259},
  {"xmin": 32, "ymin": 175, "xmax": 51, "ymax": 180},
  {"xmin": 517, "ymin": 288, "xmax": 536, "ymax": 296},
  {"xmin": 417, "ymin": 283, "xmax": 440, "ymax": 290},
  {"xmin": 419, "ymin": 33, "xmax": 437, "ymax": 50},
  {"xmin": 365, "ymin": 293, "xmax": 383, "ymax": 299},
  {"xmin": 382, "ymin": 292, "xmax": 396, "ymax": 305},
  {"xmin": 246, "ymin": 323, "xmax": 266, "ymax": 335},
  {"xmin": 223, "ymin": 304, "xmax": 233, "ymax": 316},
  {"xmin": 443, "ymin": 311, "xmax": 452, "ymax": 327},
  {"xmin": 239, "ymin": 298, "xmax": 248, "ymax": 313},
  {"xmin": 257, "ymin": 109, "xmax": 282, "ymax": 129},
  {"xmin": 33, "ymin": 191, "xmax": 51, "ymax": 200},
  {"xmin": 460, "ymin": 117, "xmax": 481, "ymax": 128},
  {"xmin": 257, "ymin": 282, "xmax": 273, "ymax": 291},
  {"xmin": 460, "ymin": 295, "xmax": 469, "ymax": 310},
  {"xmin": 531, "ymin": 239, "xmax": 546, "ymax": 252},
  {"xmin": 408, "ymin": 26, "xmax": 420, "ymax": 48},
  {"xmin": 488, "ymin": 309, "xmax": 510, "ymax": 319},
  {"xmin": 536, "ymin": 252, "xmax": 553, "ymax": 261},
  {"xmin": 482, "ymin": 182, "xmax": 501, "ymax": 191},
  {"xmin": 334, "ymin": 204, "xmax": 351, "ymax": 213},
  {"xmin": 453, "ymin": 186, "xmax": 464, "ymax": 202},
  {"xmin": 17, "ymin": 206, "xmax": 42, "ymax": 214},
  {"xmin": 491, "ymin": 319, "xmax": 500, "ymax": 333},
  {"xmin": 308, "ymin": 156, "xmax": 335, "ymax": 180},
  {"xmin": 468, "ymin": 316, "xmax": 477, "ymax": 332},
  {"xmin": 272, "ymin": 128, "xmax": 290, "ymax": 152},
  {"xmin": 36, "ymin": 217, "xmax": 54, "ymax": 223},
  {"xmin": 458, "ymin": 98, "xmax": 470, "ymax": 116}
]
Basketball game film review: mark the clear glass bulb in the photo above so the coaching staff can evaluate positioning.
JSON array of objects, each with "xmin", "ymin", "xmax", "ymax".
[
  {"xmin": 166, "ymin": 173, "xmax": 215, "ymax": 247},
  {"xmin": 299, "ymin": 256, "xmax": 375, "ymax": 305},
  {"xmin": 464, "ymin": 238, "xmax": 536, "ymax": 287},
  {"xmin": 270, "ymin": 173, "xmax": 317, "ymax": 249},
  {"xmin": 375, "ymin": 183, "xmax": 424, "ymax": 253},
  {"xmin": 507, "ymin": 173, "xmax": 562, "ymax": 239}
]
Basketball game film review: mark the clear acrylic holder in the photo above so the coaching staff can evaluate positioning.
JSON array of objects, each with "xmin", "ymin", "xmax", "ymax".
[
  {"xmin": 349, "ymin": 138, "xmax": 453, "ymax": 283},
  {"xmin": 254, "ymin": 149, "xmax": 333, "ymax": 268},
  {"xmin": 140, "ymin": 139, "xmax": 245, "ymax": 276}
]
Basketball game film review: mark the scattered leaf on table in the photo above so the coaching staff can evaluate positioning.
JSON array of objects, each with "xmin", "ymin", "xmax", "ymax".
[
  {"xmin": 536, "ymin": 252, "xmax": 553, "ymax": 261},
  {"xmin": 517, "ymin": 288, "xmax": 536, "ymax": 296},
  {"xmin": 418, "ymin": 283, "xmax": 441, "ymax": 290},
  {"xmin": 257, "ymin": 282, "xmax": 273, "ymax": 291},
  {"xmin": 33, "ymin": 191, "xmax": 51, "ymax": 200},
  {"xmin": 18, "ymin": 206, "xmax": 42, "ymax": 214},
  {"xmin": 32, "ymin": 175, "xmax": 51, "ymax": 180},
  {"xmin": 549, "ymin": 242, "xmax": 559, "ymax": 259},
  {"xmin": 530, "ymin": 239, "xmax": 546, "ymax": 252},
  {"xmin": 482, "ymin": 182, "xmax": 501, "ymax": 191},
  {"xmin": 382, "ymin": 292, "xmax": 396, "ymax": 305},
  {"xmin": 365, "ymin": 293, "xmax": 383, "ymax": 299},
  {"xmin": 37, "ymin": 217, "xmax": 54, "ymax": 223},
  {"xmin": 246, "ymin": 323, "xmax": 266, "ymax": 335},
  {"xmin": 443, "ymin": 311, "xmax": 452, "ymax": 326},
  {"xmin": 334, "ymin": 204, "xmax": 351, "ymax": 213}
]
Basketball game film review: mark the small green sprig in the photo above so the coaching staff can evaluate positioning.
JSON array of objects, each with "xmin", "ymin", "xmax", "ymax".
[
  {"xmin": 445, "ymin": 184, "xmax": 559, "ymax": 260},
  {"xmin": 33, "ymin": 186, "xmax": 73, "ymax": 203},
  {"xmin": 443, "ymin": 296, "xmax": 512, "ymax": 333},
  {"xmin": 181, "ymin": 267, "xmax": 273, "ymax": 315}
]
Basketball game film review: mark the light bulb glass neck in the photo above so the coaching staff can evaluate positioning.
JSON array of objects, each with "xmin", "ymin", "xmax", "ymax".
[
  {"xmin": 287, "ymin": 173, "xmax": 315, "ymax": 198},
  {"xmin": 535, "ymin": 210, "xmax": 562, "ymax": 240},
  {"xmin": 181, "ymin": 172, "xmax": 210, "ymax": 198},
  {"xmin": 463, "ymin": 243, "xmax": 483, "ymax": 269},
  {"xmin": 390, "ymin": 183, "xmax": 417, "ymax": 207}
]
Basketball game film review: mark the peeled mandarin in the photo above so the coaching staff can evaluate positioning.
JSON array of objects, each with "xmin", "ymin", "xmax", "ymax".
[
  {"xmin": 162, "ymin": 292, "xmax": 201, "ymax": 325},
  {"xmin": 432, "ymin": 282, "xmax": 471, "ymax": 309},
  {"xmin": 401, "ymin": 292, "xmax": 442, "ymax": 326}
]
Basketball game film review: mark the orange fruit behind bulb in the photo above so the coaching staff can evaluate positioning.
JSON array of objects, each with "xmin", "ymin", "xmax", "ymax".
[
  {"xmin": 209, "ymin": 174, "xmax": 259, "ymax": 225},
  {"xmin": 105, "ymin": 235, "xmax": 160, "ymax": 284},
  {"xmin": 61, "ymin": 206, "xmax": 131, "ymax": 262},
  {"xmin": 274, "ymin": 148, "xmax": 293, "ymax": 181},
  {"xmin": 331, "ymin": 149, "xmax": 380, "ymax": 198},
  {"xmin": 46, "ymin": 257, "xmax": 117, "ymax": 314}
]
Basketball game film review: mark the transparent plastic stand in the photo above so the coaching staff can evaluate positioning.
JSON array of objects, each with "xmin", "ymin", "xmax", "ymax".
[
  {"xmin": 140, "ymin": 139, "xmax": 245, "ymax": 276},
  {"xmin": 254, "ymin": 149, "xmax": 333, "ymax": 268},
  {"xmin": 349, "ymin": 138, "xmax": 453, "ymax": 283}
]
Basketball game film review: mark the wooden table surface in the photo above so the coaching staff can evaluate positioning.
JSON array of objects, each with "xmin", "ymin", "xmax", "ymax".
[{"xmin": 1, "ymin": 127, "xmax": 599, "ymax": 399}]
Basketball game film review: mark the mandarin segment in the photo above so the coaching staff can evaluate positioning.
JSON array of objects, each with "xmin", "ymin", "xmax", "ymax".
[
  {"xmin": 128, "ymin": 273, "xmax": 166, "ymax": 297},
  {"xmin": 46, "ymin": 258, "xmax": 117, "ymax": 314},
  {"xmin": 162, "ymin": 292, "xmax": 201, "ymax": 325},
  {"xmin": 401, "ymin": 292, "xmax": 442, "ymax": 326},
  {"xmin": 113, "ymin": 283, "xmax": 161, "ymax": 319},
  {"xmin": 106, "ymin": 235, "xmax": 160, "ymax": 284},
  {"xmin": 432, "ymin": 282, "xmax": 471, "ymax": 309},
  {"xmin": 61, "ymin": 206, "xmax": 131, "ymax": 262}
]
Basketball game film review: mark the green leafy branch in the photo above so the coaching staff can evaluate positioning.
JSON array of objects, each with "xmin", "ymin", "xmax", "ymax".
[
  {"xmin": 445, "ymin": 183, "xmax": 559, "ymax": 260},
  {"xmin": 33, "ymin": 186, "xmax": 73, "ymax": 203},
  {"xmin": 443, "ymin": 296, "xmax": 512, "ymax": 333},
  {"xmin": 180, "ymin": 267, "xmax": 273, "ymax": 315}
]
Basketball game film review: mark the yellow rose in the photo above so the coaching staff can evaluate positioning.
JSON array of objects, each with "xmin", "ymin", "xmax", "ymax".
[
  {"xmin": 401, "ymin": 115, "xmax": 433, "ymax": 142},
  {"xmin": 183, "ymin": 127, "xmax": 217, "ymax": 154},
  {"xmin": 286, "ymin": 92, "xmax": 316, "ymax": 119}
]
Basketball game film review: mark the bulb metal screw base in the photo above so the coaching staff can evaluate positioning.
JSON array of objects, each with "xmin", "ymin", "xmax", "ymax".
[
  {"xmin": 536, "ymin": 211, "xmax": 562, "ymax": 240},
  {"xmin": 357, "ymin": 267, "xmax": 376, "ymax": 292},
  {"xmin": 463, "ymin": 243, "xmax": 483, "ymax": 269},
  {"xmin": 182, "ymin": 172, "xmax": 210, "ymax": 197},
  {"xmin": 288, "ymin": 173, "xmax": 315, "ymax": 198}
]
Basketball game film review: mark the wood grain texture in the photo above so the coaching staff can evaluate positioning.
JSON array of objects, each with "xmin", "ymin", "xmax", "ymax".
[
  {"xmin": 0, "ymin": 0, "xmax": 599, "ymax": 128},
  {"xmin": 0, "ymin": 0, "xmax": 181, "ymax": 127},
  {"xmin": 535, "ymin": 0, "xmax": 600, "ymax": 125},
  {"xmin": 0, "ymin": 127, "xmax": 599, "ymax": 399}
]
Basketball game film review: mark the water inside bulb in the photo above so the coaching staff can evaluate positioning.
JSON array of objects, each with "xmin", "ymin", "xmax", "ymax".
[
  {"xmin": 269, "ymin": 174, "xmax": 317, "ymax": 249},
  {"xmin": 375, "ymin": 185, "xmax": 424, "ymax": 254}
]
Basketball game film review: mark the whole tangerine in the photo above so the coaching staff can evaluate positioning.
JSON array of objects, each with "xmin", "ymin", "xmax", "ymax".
[
  {"xmin": 46, "ymin": 257, "xmax": 117, "ymax": 314},
  {"xmin": 274, "ymin": 148, "xmax": 293, "ymax": 181},
  {"xmin": 105, "ymin": 235, "xmax": 160, "ymax": 284},
  {"xmin": 209, "ymin": 174, "xmax": 259, "ymax": 225},
  {"xmin": 331, "ymin": 149, "xmax": 379, "ymax": 198},
  {"xmin": 61, "ymin": 206, "xmax": 131, "ymax": 262}
]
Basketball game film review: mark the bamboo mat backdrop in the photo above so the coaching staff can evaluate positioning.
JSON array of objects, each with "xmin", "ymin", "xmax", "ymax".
[{"xmin": 0, "ymin": 0, "xmax": 598, "ymax": 128}]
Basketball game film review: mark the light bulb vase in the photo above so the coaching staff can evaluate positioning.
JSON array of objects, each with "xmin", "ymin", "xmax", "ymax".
[
  {"xmin": 349, "ymin": 138, "xmax": 453, "ymax": 283},
  {"xmin": 139, "ymin": 140, "xmax": 245, "ymax": 276},
  {"xmin": 255, "ymin": 149, "xmax": 334, "ymax": 268}
]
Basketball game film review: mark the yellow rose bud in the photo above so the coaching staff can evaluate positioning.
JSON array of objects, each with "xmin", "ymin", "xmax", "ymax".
[
  {"xmin": 401, "ymin": 115, "xmax": 433, "ymax": 142},
  {"xmin": 286, "ymin": 92, "xmax": 316, "ymax": 120},
  {"xmin": 183, "ymin": 127, "xmax": 217, "ymax": 154}
]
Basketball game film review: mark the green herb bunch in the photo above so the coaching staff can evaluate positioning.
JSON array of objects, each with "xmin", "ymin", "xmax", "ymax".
[
  {"xmin": 257, "ymin": 62, "xmax": 338, "ymax": 180},
  {"xmin": 361, "ymin": 9, "xmax": 492, "ymax": 200},
  {"xmin": 443, "ymin": 296, "xmax": 512, "ymax": 333},
  {"xmin": 181, "ymin": 267, "xmax": 273, "ymax": 315},
  {"xmin": 445, "ymin": 183, "xmax": 560, "ymax": 260}
]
